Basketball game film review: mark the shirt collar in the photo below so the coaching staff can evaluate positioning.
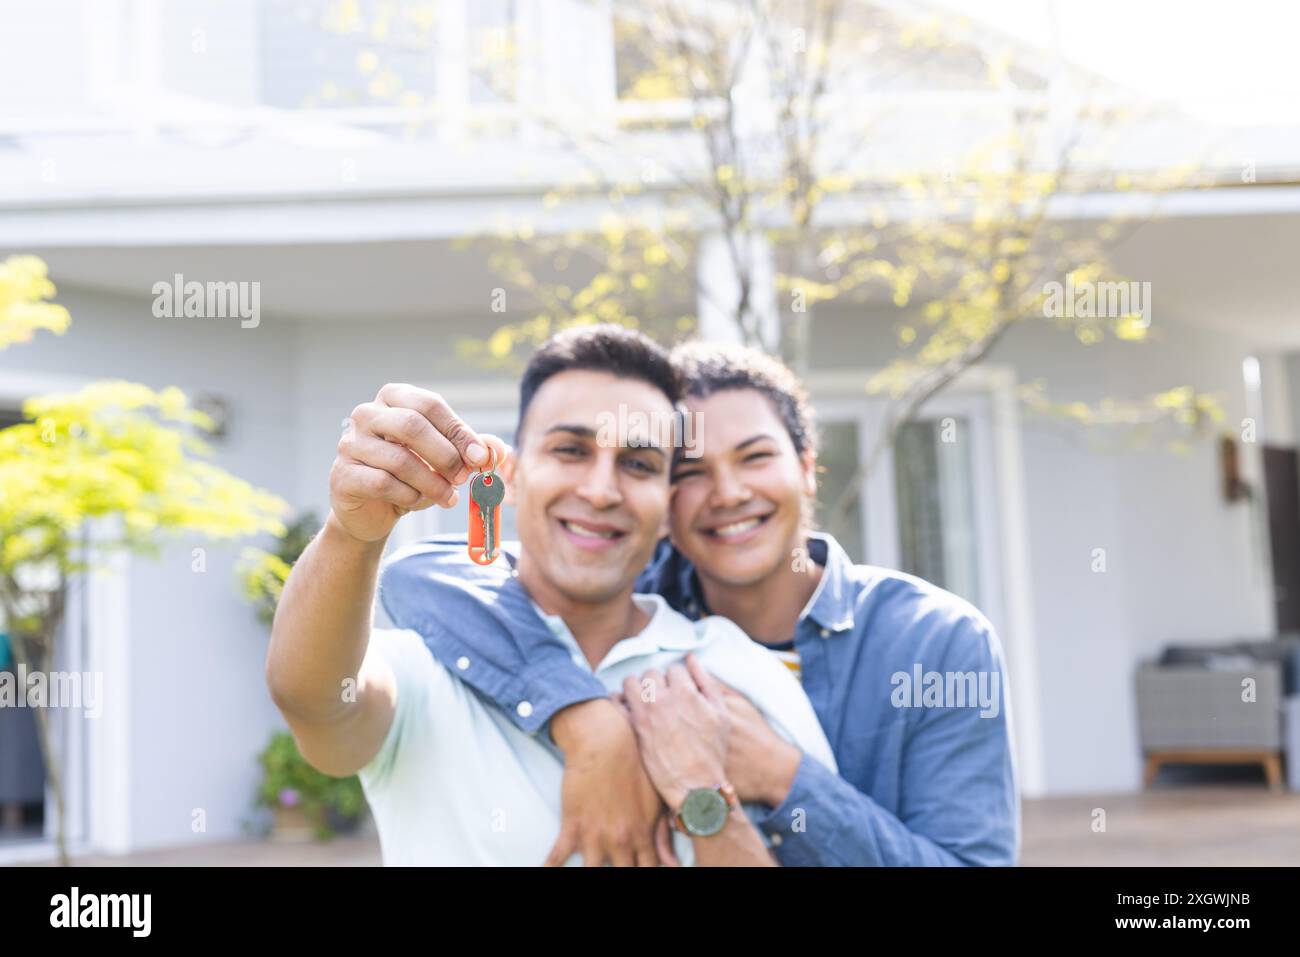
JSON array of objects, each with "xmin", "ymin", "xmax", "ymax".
[
  {"xmin": 800, "ymin": 533, "xmax": 857, "ymax": 635},
  {"xmin": 672, "ymin": 531, "xmax": 857, "ymax": 637},
  {"xmin": 529, "ymin": 592, "xmax": 705, "ymax": 673}
]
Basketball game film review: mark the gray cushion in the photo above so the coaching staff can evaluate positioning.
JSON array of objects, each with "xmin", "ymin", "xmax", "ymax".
[{"xmin": 1158, "ymin": 637, "xmax": 1300, "ymax": 695}]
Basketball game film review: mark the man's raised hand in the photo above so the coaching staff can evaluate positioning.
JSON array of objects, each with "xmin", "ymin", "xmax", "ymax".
[{"xmin": 329, "ymin": 383, "xmax": 511, "ymax": 543}]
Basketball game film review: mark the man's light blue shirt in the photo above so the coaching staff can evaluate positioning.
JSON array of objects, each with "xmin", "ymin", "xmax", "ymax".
[
  {"xmin": 357, "ymin": 592, "xmax": 836, "ymax": 866},
  {"xmin": 379, "ymin": 532, "xmax": 1020, "ymax": 866}
]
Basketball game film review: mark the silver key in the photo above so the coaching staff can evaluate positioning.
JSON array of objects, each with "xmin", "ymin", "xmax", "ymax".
[{"xmin": 469, "ymin": 470, "xmax": 505, "ymax": 560}]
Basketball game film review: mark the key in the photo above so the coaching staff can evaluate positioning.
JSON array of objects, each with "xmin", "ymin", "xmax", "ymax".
[{"xmin": 469, "ymin": 469, "xmax": 505, "ymax": 562}]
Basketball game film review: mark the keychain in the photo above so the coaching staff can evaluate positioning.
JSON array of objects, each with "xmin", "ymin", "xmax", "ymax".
[{"xmin": 467, "ymin": 447, "xmax": 505, "ymax": 565}]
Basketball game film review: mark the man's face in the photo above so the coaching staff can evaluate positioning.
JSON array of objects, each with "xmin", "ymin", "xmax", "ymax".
[
  {"xmin": 669, "ymin": 388, "xmax": 816, "ymax": 588},
  {"xmin": 510, "ymin": 369, "xmax": 675, "ymax": 605}
]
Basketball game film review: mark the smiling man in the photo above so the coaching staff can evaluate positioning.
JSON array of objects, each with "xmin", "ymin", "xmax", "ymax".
[{"xmin": 264, "ymin": 326, "xmax": 835, "ymax": 865}]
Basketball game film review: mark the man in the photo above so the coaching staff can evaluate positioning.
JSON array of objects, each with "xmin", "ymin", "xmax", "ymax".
[
  {"xmin": 266, "ymin": 326, "xmax": 835, "ymax": 865},
  {"xmin": 382, "ymin": 342, "xmax": 1020, "ymax": 866}
]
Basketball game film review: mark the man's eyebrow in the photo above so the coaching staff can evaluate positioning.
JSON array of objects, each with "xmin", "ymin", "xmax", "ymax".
[
  {"xmin": 543, "ymin": 423, "xmax": 668, "ymax": 457},
  {"xmin": 735, "ymin": 433, "xmax": 779, "ymax": 451},
  {"xmin": 544, "ymin": 424, "xmax": 598, "ymax": 439}
]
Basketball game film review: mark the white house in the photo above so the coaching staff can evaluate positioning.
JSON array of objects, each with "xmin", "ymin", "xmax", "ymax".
[{"xmin": 2, "ymin": 0, "xmax": 1299, "ymax": 861}]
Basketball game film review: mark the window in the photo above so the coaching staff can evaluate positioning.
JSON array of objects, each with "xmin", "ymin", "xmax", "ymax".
[
  {"xmin": 613, "ymin": 13, "xmax": 690, "ymax": 102},
  {"xmin": 894, "ymin": 417, "xmax": 981, "ymax": 605},
  {"xmin": 467, "ymin": 0, "xmax": 518, "ymax": 106},
  {"xmin": 805, "ymin": 390, "xmax": 996, "ymax": 619},
  {"xmin": 258, "ymin": 0, "xmax": 441, "ymax": 111},
  {"xmin": 814, "ymin": 418, "xmax": 867, "ymax": 563}
]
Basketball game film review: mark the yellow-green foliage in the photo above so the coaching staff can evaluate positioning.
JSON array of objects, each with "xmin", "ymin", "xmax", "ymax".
[
  {"xmin": 0, "ymin": 256, "xmax": 71, "ymax": 350},
  {"xmin": 236, "ymin": 512, "xmax": 319, "ymax": 627},
  {"xmin": 237, "ymin": 549, "xmax": 293, "ymax": 627},
  {"xmin": 0, "ymin": 380, "xmax": 288, "ymax": 577}
]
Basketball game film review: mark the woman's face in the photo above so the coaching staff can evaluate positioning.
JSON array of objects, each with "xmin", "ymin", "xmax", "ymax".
[{"xmin": 669, "ymin": 388, "xmax": 816, "ymax": 588}]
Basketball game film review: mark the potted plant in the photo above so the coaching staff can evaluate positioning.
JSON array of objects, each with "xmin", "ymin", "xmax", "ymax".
[{"xmin": 254, "ymin": 731, "xmax": 367, "ymax": 842}]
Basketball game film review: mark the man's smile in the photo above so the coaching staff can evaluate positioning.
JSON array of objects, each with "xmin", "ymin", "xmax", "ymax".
[{"xmin": 556, "ymin": 516, "xmax": 629, "ymax": 549}]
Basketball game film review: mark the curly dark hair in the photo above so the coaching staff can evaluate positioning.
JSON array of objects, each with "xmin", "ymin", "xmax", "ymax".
[{"xmin": 670, "ymin": 341, "xmax": 818, "ymax": 458}]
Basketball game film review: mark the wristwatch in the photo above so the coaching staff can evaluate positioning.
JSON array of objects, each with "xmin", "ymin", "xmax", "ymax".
[{"xmin": 673, "ymin": 782, "xmax": 741, "ymax": 837}]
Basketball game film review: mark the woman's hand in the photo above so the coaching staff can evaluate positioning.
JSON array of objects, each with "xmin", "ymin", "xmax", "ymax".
[
  {"xmin": 622, "ymin": 654, "xmax": 731, "ymax": 811},
  {"xmin": 716, "ymin": 686, "xmax": 803, "ymax": 808}
]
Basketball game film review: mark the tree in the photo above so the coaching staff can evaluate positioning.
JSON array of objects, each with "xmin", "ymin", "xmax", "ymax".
[
  {"xmin": 0, "ymin": 261, "xmax": 287, "ymax": 865},
  {"xmin": 0, "ymin": 256, "xmax": 70, "ymax": 349},
  {"xmin": 236, "ymin": 512, "xmax": 320, "ymax": 628},
  {"xmin": 319, "ymin": 0, "xmax": 1228, "ymax": 510}
]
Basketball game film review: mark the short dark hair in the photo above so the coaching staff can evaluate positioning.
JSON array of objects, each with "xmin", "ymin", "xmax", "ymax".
[
  {"xmin": 517, "ymin": 324, "xmax": 681, "ymax": 440},
  {"xmin": 671, "ymin": 341, "xmax": 818, "ymax": 457}
]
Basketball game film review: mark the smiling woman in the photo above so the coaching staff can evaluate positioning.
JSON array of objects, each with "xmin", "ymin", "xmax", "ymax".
[{"xmin": 666, "ymin": 344, "xmax": 820, "ymax": 602}]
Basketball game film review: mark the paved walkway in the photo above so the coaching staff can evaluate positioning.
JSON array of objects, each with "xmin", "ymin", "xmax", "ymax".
[{"xmin": 11, "ymin": 786, "xmax": 1300, "ymax": 866}]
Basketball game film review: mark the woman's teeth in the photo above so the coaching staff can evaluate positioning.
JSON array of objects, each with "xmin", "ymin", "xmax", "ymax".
[
  {"xmin": 561, "ymin": 520, "xmax": 619, "ymax": 539},
  {"xmin": 712, "ymin": 516, "xmax": 763, "ymax": 538}
]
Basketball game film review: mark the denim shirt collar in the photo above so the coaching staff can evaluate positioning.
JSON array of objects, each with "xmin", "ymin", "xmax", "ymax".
[{"xmin": 802, "ymin": 533, "xmax": 858, "ymax": 634}]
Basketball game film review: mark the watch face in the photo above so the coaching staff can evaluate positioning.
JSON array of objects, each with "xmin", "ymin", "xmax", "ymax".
[{"xmin": 680, "ymin": 788, "xmax": 730, "ymax": 837}]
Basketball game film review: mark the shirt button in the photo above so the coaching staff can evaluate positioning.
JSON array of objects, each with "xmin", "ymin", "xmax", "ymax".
[
  {"xmin": 516, "ymin": 700, "xmax": 534, "ymax": 718},
  {"xmin": 819, "ymin": 627, "xmax": 831, "ymax": 638},
  {"xmin": 456, "ymin": 656, "xmax": 471, "ymax": 671},
  {"xmin": 770, "ymin": 832, "xmax": 784, "ymax": 847}
]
